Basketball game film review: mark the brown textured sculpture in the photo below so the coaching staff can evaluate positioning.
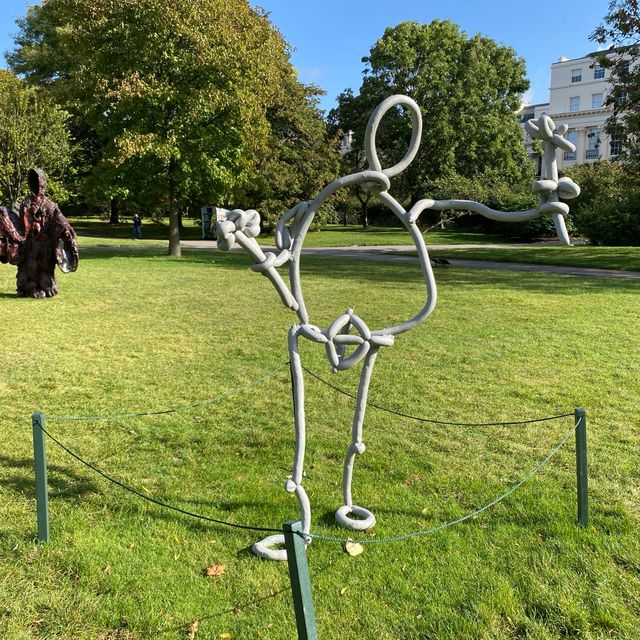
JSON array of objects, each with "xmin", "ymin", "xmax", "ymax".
[{"xmin": 0, "ymin": 168, "xmax": 78, "ymax": 297}]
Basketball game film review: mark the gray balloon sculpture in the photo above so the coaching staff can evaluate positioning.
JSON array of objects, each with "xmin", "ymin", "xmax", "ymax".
[{"xmin": 216, "ymin": 95, "xmax": 580, "ymax": 560}]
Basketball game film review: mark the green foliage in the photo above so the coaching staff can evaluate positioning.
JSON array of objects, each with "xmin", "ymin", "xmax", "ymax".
[
  {"xmin": 8, "ymin": 0, "xmax": 336, "ymax": 253},
  {"xmin": 329, "ymin": 20, "xmax": 535, "ymax": 214},
  {"xmin": 564, "ymin": 161, "xmax": 640, "ymax": 245},
  {"xmin": 0, "ymin": 70, "xmax": 72, "ymax": 206},
  {"xmin": 234, "ymin": 81, "xmax": 341, "ymax": 228},
  {"xmin": 591, "ymin": 1, "xmax": 640, "ymax": 166}
]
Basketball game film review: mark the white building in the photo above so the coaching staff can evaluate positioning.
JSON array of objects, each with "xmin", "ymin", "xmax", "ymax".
[{"xmin": 520, "ymin": 50, "xmax": 626, "ymax": 171}]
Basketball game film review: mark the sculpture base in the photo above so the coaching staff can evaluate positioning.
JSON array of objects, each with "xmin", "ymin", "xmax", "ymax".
[
  {"xmin": 335, "ymin": 504, "xmax": 376, "ymax": 531},
  {"xmin": 252, "ymin": 534, "xmax": 288, "ymax": 561}
]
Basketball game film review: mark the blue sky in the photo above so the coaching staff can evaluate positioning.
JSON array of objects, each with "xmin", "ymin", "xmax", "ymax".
[{"xmin": 1, "ymin": 0, "xmax": 612, "ymax": 113}]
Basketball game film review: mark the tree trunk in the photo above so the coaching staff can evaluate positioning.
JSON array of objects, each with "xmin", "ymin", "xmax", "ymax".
[
  {"xmin": 356, "ymin": 190, "xmax": 370, "ymax": 229},
  {"xmin": 109, "ymin": 198, "xmax": 120, "ymax": 225},
  {"xmin": 168, "ymin": 168, "xmax": 181, "ymax": 257}
]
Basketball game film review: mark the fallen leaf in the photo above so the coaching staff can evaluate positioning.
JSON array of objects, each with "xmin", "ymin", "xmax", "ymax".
[
  {"xmin": 344, "ymin": 539, "xmax": 364, "ymax": 557},
  {"xmin": 339, "ymin": 587, "xmax": 348, "ymax": 595},
  {"xmin": 421, "ymin": 508, "xmax": 429, "ymax": 516},
  {"xmin": 204, "ymin": 564, "xmax": 226, "ymax": 577},
  {"xmin": 186, "ymin": 621, "xmax": 199, "ymax": 639},
  {"xmin": 219, "ymin": 634, "xmax": 236, "ymax": 639},
  {"xmin": 103, "ymin": 565, "xmax": 112, "ymax": 575}
]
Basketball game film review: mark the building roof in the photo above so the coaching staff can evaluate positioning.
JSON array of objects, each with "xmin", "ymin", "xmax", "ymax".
[{"xmin": 551, "ymin": 46, "xmax": 631, "ymax": 65}]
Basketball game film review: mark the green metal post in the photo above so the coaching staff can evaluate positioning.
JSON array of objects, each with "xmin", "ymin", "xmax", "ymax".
[
  {"xmin": 574, "ymin": 407, "xmax": 588, "ymax": 527},
  {"xmin": 283, "ymin": 521, "xmax": 318, "ymax": 640},
  {"xmin": 32, "ymin": 412, "xmax": 50, "ymax": 542}
]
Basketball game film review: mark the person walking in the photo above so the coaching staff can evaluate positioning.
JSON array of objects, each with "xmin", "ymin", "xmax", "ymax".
[{"xmin": 133, "ymin": 213, "xmax": 142, "ymax": 240}]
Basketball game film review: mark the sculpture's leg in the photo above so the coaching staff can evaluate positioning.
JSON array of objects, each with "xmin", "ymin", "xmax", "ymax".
[
  {"xmin": 37, "ymin": 268, "xmax": 58, "ymax": 298},
  {"xmin": 335, "ymin": 347, "xmax": 379, "ymax": 531},
  {"xmin": 253, "ymin": 326, "xmax": 311, "ymax": 561},
  {"xmin": 16, "ymin": 260, "xmax": 37, "ymax": 297}
]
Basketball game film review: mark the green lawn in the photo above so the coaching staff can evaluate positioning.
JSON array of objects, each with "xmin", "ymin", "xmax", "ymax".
[
  {"xmin": 69, "ymin": 217, "xmax": 509, "ymax": 247},
  {"xmin": 426, "ymin": 245, "xmax": 640, "ymax": 273},
  {"xmin": 1, "ymin": 249, "xmax": 638, "ymax": 639},
  {"xmin": 68, "ymin": 216, "xmax": 206, "ymax": 242},
  {"xmin": 299, "ymin": 224, "xmax": 509, "ymax": 247}
]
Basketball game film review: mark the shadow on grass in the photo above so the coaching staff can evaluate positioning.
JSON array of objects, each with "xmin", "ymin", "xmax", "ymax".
[
  {"xmin": 122, "ymin": 545, "xmax": 345, "ymax": 638},
  {"xmin": 17, "ymin": 247, "xmax": 636, "ymax": 301},
  {"xmin": 0, "ymin": 453, "xmax": 98, "ymax": 500}
]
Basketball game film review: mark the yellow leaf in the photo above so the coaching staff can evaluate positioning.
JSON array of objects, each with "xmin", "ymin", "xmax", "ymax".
[
  {"xmin": 187, "ymin": 621, "xmax": 199, "ymax": 639},
  {"xmin": 344, "ymin": 539, "xmax": 364, "ymax": 557},
  {"xmin": 219, "ymin": 634, "xmax": 236, "ymax": 639},
  {"xmin": 340, "ymin": 587, "xmax": 348, "ymax": 595}
]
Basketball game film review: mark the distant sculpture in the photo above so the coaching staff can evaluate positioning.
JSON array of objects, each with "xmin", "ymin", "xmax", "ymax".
[
  {"xmin": 216, "ymin": 95, "xmax": 581, "ymax": 560},
  {"xmin": 0, "ymin": 168, "xmax": 78, "ymax": 297}
]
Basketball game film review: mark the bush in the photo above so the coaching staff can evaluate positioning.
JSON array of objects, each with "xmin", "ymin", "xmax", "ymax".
[{"xmin": 563, "ymin": 161, "xmax": 640, "ymax": 245}]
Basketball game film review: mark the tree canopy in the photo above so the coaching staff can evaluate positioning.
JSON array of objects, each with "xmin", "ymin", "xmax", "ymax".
[
  {"xmin": 0, "ymin": 70, "xmax": 72, "ymax": 207},
  {"xmin": 8, "ymin": 0, "xmax": 337, "ymax": 254},
  {"xmin": 592, "ymin": 0, "xmax": 640, "ymax": 167},
  {"xmin": 329, "ymin": 20, "xmax": 535, "ymax": 223}
]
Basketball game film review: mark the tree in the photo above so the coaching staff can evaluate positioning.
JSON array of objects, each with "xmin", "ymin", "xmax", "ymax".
[
  {"xmin": 592, "ymin": 1, "xmax": 640, "ymax": 166},
  {"xmin": 233, "ymin": 78, "xmax": 341, "ymax": 228},
  {"xmin": 329, "ymin": 21, "xmax": 535, "ymax": 226},
  {"xmin": 329, "ymin": 89, "xmax": 377, "ymax": 228},
  {"xmin": 8, "ymin": 0, "xmax": 312, "ymax": 256},
  {"xmin": 0, "ymin": 70, "xmax": 72, "ymax": 208}
]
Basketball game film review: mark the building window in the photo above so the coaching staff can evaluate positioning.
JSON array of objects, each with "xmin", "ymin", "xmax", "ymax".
[
  {"xmin": 569, "ymin": 96, "xmax": 580, "ymax": 112},
  {"xmin": 618, "ymin": 91, "xmax": 628, "ymax": 104},
  {"xmin": 564, "ymin": 130, "xmax": 577, "ymax": 161},
  {"xmin": 610, "ymin": 130, "xmax": 622, "ymax": 156},
  {"xmin": 586, "ymin": 128, "xmax": 601, "ymax": 160},
  {"xmin": 571, "ymin": 68, "xmax": 582, "ymax": 82},
  {"xmin": 592, "ymin": 93, "xmax": 604, "ymax": 109},
  {"xmin": 594, "ymin": 66, "xmax": 605, "ymax": 80}
]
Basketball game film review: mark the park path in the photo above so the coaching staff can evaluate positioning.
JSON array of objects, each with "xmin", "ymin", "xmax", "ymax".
[
  {"xmin": 82, "ymin": 237, "xmax": 640, "ymax": 281},
  {"xmin": 180, "ymin": 240, "xmax": 640, "ymax": 281}
]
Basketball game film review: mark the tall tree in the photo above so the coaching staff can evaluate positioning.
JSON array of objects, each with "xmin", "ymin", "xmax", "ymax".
[
  {"xmin": 0, "ymin": 70, "xmax": 72, "ymax": 208},
  {"xmin": 329, "ymin": 20, "xmax": 535, "ymax": 222},
  {"xmin": 235, "ymin": 78, "xmax": 340, "ymax": 228},
  {"xmin": 592, "ymin": 0, "xmax": 640, "ymax": 166},
  {"xmin": 8, "ymin": 0, "xmax": 309, "ymax": 256}
]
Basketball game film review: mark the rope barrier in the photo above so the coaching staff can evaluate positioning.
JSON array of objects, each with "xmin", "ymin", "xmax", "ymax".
[
  {"xmin": 301, "ymin": 364, "xmax": 573, "ymax": 426},
  {"xmin": 44, "ymin": 362, "xmax": 289, "ymax": 422},
  {"xmin": 40, "ymin": 424, "xmax": 282, "ymax": 534},
  {"xmin": 39, "ymin": 412, "xmax": 581, "ymax": 545},
  {"xmin": 301, "ymin": 416, "xmax": 581, "ymax": 544}
]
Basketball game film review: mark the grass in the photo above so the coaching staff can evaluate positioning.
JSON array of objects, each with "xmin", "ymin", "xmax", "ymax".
[
  {"xmin": 425, "ymin": 245, "xmax": 640, "ymax": 273},
  {"xmin": 68, "ymin": 216, "xmax": 206, "ymax": 242},
  {"xmin": 296, "ymin": 224, "xmax": 509, "ymax": 247},
  {"xmin": 68, "ymin": 217, "xmax": 510, "ymax": 247},
  {"xmin": 0, "ymin": 248, "xmax": 639, "ymax": 639}
]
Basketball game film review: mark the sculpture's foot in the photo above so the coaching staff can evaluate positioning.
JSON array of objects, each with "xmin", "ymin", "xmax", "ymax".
[
  {"xmin": 16, "ymin": 285, "xmax": 58, "ymax": 298},
  {"xmin": 252, "ymin": 530, "xmax": 312, "ymax": 561},
  {"xmin": 252, "ymin": 534, "xmax": 288, "ymax": 561},
  {"xmin": 335, "ymin": 504, "xmax": 376, "ymax": 531}
]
